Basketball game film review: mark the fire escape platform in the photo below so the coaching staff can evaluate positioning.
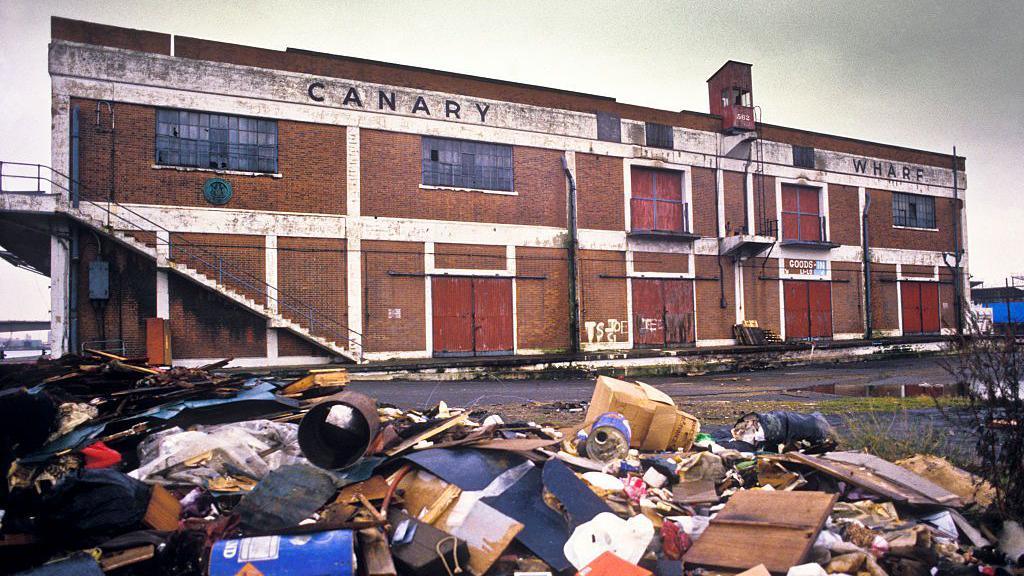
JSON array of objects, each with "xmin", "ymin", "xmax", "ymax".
[{"xmin": 720, "ymin": 234, "xmax": 776, "ymax": 259}]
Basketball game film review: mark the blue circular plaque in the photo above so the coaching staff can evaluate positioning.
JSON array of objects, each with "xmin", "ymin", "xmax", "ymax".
[{"xmin": 203, "ymin": 178, "xmax": 233, "ymax": 205}]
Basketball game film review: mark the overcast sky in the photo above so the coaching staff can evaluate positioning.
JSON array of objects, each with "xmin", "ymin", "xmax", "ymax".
[{"xmin": 1, "ymin": 0, "xmax": 1022, "ymax": 325}]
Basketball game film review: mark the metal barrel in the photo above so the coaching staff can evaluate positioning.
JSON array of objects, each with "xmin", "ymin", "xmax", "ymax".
[
  {"xmin": 585, "ymin": 411, "xmax": 632, "ymax": 463},
  {"xmin": 298, "ymin": 391, "xmax": 380, "ymax": 470}
]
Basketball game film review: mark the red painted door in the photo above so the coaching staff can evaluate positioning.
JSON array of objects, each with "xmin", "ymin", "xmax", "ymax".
[
  {"xmin": 632, "ymin": 279, "xmax": 665, "ymax": 346},
  {"xmin": 808, "ymin": 281, "xmax": 833, "ymax": 337},
  {"xmin": 920, "ymin": 282, "xmax": 940, "ymax": 333},
  {"xmin": 630, "ymin": 167, "xmax": 655, "ymax": 232},
  {"xmin": 663, "ymin": 280, "xmax": 695, "ymax": 345},
  {"xmin": 900, "ymin": 282, "xmax": 922, "ymax": 334},
  {"xmin": 654, "ymin": 170, "xmax": 684, "ymax": 232},
  {"xmin": 473, "ymin": 278, "xmax": 514, "ymax": 354},
  {"xmin": 784, "ymin": 280, "xmax": 810, "ymax": 339},
  {"xmin": 432, "ymin": 277, "xmax": 474, "ymax": 355}
]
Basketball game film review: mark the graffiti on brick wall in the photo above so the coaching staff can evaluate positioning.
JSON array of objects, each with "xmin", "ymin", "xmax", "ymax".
[{"xmin": 584, "ymin": 319, "xmax": 628, "ymax": 343}]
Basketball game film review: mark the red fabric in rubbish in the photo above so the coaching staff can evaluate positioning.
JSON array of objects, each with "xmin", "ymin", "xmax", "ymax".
[{"xmin": 82, "ymin": 441, "xmax": 122, "ymax": 469}]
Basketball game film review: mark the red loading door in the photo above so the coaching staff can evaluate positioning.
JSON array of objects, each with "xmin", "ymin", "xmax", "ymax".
[
  {"xmin": 654, "ymin": 170, "xmax": 683, "ymax": 232},
  {"xmin": 663, "ymin": 280, "xmax": 695, "ymax": 345},
  {"xmin": 920, "ymin": 282, "xmax": 940, "ymax": 333},
  {"xmin": 798, "ymin": 187, "xmax": 821, "ymax": 241},
  {"xmin": 432, "ymin": 277, "xmax": 474, "ymax": 355},
  {"xmin": 781, "ymin": 185, "xmax": 800, "ymax": 240},
  {"xmin": 632, "ymin": 279, "xmax": 665, "ymax": 346},
  {"xmin": 472, "ymin": 278, "xmax": 514, "ymax": 355},
  {"xmin": 784, "ymin": 280, "xmax": 810, "ymax": 339},
  {"xmin": 901, "ymin": 282, "xmax": 922, "ymax": 334},
  {"xmin": 630, "ymin": 167, "xmax": 655, "ymax": 231},
  {"xmin": 808, "ymin": 281, "xmax": 833, "ymax": 338}
]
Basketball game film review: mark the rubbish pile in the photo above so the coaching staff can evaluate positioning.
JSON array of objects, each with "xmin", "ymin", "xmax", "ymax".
[{"xmin": 0, "ymin": 356, "xmax": 1020, "ymax": 576}]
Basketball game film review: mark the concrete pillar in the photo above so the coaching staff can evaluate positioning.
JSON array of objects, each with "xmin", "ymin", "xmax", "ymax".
[
  {"xmin": 345, "ymin": 127, "xmax": 363, "ymax": 357},
  {"xmin": 265, "ymin": 234, "xmax": 278, "ymax": 359},
  {"xmin": 49, "ymin": 230, "xmax": 70, "ymax": 357}
]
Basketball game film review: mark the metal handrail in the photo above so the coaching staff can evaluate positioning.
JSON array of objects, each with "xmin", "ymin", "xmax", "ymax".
[{"xmin": 0, "ymin": 161, "xmax": 363, "ymax": 360}]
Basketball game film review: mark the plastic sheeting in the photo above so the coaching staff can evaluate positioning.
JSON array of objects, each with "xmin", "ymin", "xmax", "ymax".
[{"xmin": 130, "ymin": 420, "xmax": 306, "ymax": 487}]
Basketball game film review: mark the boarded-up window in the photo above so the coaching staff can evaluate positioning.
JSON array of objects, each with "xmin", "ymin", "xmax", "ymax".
[
  {"xmin": 792, "ymin": 146, "xmax": 815, "ymax": 169},
  {"xmin": 597, "ymin": 112, "xmax": 622, "ymax": 143}
]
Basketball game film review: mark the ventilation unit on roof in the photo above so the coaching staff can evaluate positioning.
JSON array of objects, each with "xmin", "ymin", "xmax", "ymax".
[{"xmin": 708, "ymin": 61, "xmax": 755, "ymax": 133}]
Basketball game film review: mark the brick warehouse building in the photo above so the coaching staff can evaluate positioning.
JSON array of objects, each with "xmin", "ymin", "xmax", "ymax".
[{"xmin": 0, "ymin": 18, "xmax": 968, "ymax": 367}]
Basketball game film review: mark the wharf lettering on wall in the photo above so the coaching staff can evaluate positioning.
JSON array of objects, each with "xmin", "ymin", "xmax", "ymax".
[
  {"xmin": 307, "ymin": 82, "xmax": 491, "ymax": 122},
  {"xmin": 853, "ymin": 158, "xmax": 925, "ymax": 182}
]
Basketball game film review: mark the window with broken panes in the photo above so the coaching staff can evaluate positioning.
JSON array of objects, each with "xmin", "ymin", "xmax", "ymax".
[
  {"xmin": 892, "ymin": 192, "xmax": 936, "ymax": 229},
  {"xmin": 421, "ymin": 137, "xmax": 513, "ymax": 192},
  {"xmin": 156, "ymin": 109, "xmax": 278, "ymax": 173},
  {"xmin": 792, "ymin": 145, "xmax": 815, "ymax": 169}
]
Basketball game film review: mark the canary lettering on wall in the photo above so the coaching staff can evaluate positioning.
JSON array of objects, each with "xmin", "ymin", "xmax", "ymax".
[{"xmin": 307, "ymin": 82, "xmax": 491, "ymax": 123}]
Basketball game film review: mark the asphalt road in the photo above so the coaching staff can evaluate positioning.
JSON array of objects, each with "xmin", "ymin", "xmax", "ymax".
[{"xmin": 348, "ymin": 355, "xmax": 954, "ymax": 410}]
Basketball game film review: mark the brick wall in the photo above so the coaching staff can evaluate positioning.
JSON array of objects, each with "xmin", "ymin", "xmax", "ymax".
[
  {"xmin": 752, "ymin": 174, "xmax": 777, "ymax": 235},
  {"xmin": 938, "ymin": 268, "xmax": 958, "ymax": 331},
  {"xmin": 870, "ymin": 263, "xmax": 899, "ymax": 332},
  {"xmin": 169, "ymin": 233, "xmax": 266, "ymax": 305},
  {"xmin": 277, "ymin": 237, "xmax": 347, "ymax": 343},
  {"xmin": 867, "ymin": 188, "xmax": 959, "ymax": 252},
  {"xmin": 75, "ymin": 236, "xmax": 156, "ymax": 356},
  {"xmin": 694, "ymin": 255, "xmax": 734, "ymax": 340},
  {"xmin": 901, "ymin": 264, "xmax": 936, "ymax": 278},
  {"xmin": 72, "ymin": 99, "xmax": 347, "ymax": 214},
  {"xmin": 434, "ymin": 243, "xmax": 506, "ymax": 270},
  {"xmin": 168, "ymin": 274, "xmax": 267, "ymax": 359},
  {"xmin": 691, "ymin": 167, "xmax": 718, "ymax": 237},
  {"xmin": 360, "ymin": 129, "xmax": 566, "ymax": 227},
  {"xmin": 828, "ymin": 184, "xmax": 860, "ymax": 246},
  {"xmin": 578, "ymin": 250, "xmax": 628, "ymax": 346},
  {"xmin": 722, "ymin": 170, "xmax": 748, "ymax": 235},
  {"xmin": 831, "ymin": 264, "xmax": 864, "ymax": 334},
  {"xmin": 633, "ymin": 252, "xmax": 689, "ymax": 274},
  {"xmin": 742, "ymin": 259, "xmax": 780, "ymax": 335},
  {"xmin": 277, "ymin": 330, "xmax": 328, "ymax": 357},
  {"xmin": 516, "ymin": 247, "xmax": 570, "ymax": 351},
  {"xmin": 576, "ymin": 153, "xmax": 624, "ymax": 231},
  {"xmin": 53, "ymin": 17, "xmax": 170, "ymax": 54},
  {"xmin": 363, "ymin": 240, "xmax": 425, "ymax": 353}
]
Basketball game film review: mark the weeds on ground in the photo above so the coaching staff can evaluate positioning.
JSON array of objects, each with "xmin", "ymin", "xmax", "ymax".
[
  {"xmin": 940, "ymin": 312, "xmax": 1024, "ymax": 521},
  {"xmin": 840, "ymin": 409, "xmax": 976, "ymax": 470}
]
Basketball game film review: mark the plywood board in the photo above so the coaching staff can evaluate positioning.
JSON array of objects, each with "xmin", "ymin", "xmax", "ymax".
[{"xmin": 683, "ymin": 490, "xmax": 836, "ymax": 575}]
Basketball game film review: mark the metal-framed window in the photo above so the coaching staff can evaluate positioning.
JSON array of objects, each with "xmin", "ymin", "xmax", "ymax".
[
  {"xmin": 645, "ymin": 122, "xmax": 674, "ymax": 149},
  {"xmin": 792, "ymin": 145, "xmax": 815, "ymax": 169},
  {"xmin": 156, "ymin": 109, "xmax": 278, "ymax": 173},
  {"xmin": 421, "ymin": 136, "xmax": 513, "ymax": 192},
  {"xmin": 892, "ymin": 192, "xmax": 936, "ymax": 229}
]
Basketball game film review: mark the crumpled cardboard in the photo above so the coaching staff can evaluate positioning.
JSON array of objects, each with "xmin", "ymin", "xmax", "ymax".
[{"xmin": 584, "ymin": 376, "xmax": 699, "ymax": 451}]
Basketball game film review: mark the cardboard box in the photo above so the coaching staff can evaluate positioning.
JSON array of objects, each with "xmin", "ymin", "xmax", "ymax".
[{"xmin": 585, "ymin": 376, "xmax": 699, "ymax": 451}]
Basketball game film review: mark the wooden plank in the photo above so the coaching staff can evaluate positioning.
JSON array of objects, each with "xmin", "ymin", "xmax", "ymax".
[
  {"xmin": 822, "ymin": 452, "xmax": 962, "ymax": 506},
  {"xmin": 763, "ymin": 452, "xmax": 930, "ymax": 505},
  {"xmin": 100, "ymin": 545, "xmax": 155, "ymax": 572},
  {"xmin": 358, "ymin": 528, "xmax": 397, "ymax": 576},
  {"xmin": 385, "ymin": 412, "xmax": 470, "ymax": 456},
  {"xmin": 143, "ymin": 484, "xmax": 181, "ymax": 531},
  {"xmin": 683, "ymin": 490, "xmax": 836, "ymax": 575}
]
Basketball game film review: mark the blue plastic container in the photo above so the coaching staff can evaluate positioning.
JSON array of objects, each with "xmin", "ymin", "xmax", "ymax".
[{"xmin": 209, "ymin": 529, "xmax": 355, "ymax": 576}]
